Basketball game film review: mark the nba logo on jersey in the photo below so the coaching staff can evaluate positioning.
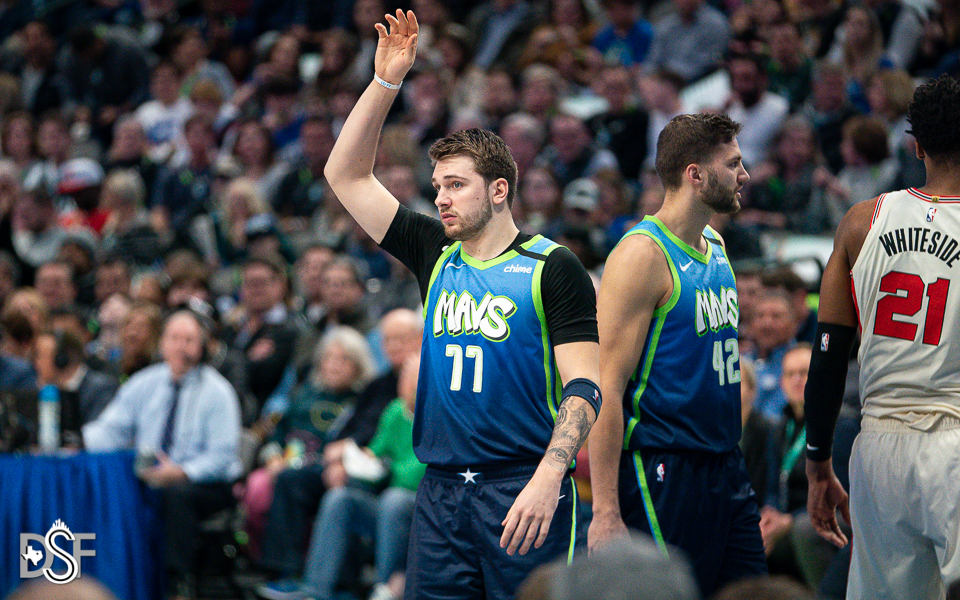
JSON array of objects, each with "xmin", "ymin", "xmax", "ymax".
[
  {"xmin": 656, "ymin": 463, "xmax": 666, "ymax": 482},
  {"xmin": 927, "ymin": 207, "xmax": 937, "ymax": 222},
  {"xmin": 821, "ymin": 333, "xmax": 830, "ymax": 352}
]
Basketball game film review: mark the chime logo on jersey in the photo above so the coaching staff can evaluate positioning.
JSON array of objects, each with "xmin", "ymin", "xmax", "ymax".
[
  {"xmin": 695, "ymin": 287, "xmax": 739, "ymax": 336},
  {"xmin": 433, "ymin": 290, "xmax": 517, "ymax": 341}
]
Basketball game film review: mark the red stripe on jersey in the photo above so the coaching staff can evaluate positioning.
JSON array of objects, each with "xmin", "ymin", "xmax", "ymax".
[
  {"xmin": 851, "ymin": 274, "xmax": 862, "ymax": 333},
  {"xmin": 907, "ymin": 188, "xmax": 960, "ymax": 202},
  {"xmin": 871, "ymin": 194, "xmax": 885, "ymax": 226}
]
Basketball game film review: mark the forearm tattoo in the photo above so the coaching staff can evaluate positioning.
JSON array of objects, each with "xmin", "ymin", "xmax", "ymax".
[{"xmin": 544, "ymin": 400, "xmax": 593, "ymax": 473}]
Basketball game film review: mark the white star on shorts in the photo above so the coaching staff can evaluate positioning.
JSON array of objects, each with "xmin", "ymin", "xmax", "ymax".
[{"xmin": 460, "ymin": 468, "xmax": 478, "ymax": 484}]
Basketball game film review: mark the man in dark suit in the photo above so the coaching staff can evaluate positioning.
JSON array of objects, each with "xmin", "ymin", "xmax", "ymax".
[
  {"xmin": 0, "ymin": 21, "xmax": 68, "ymax": 117},
  {"xmin": 33, "ymin": 330, "xmax": 119, "ymax": 439}
]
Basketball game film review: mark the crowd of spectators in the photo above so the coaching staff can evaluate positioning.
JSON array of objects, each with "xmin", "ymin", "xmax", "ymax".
[{"xmin": 0, "ymin": 0, "xmax": 956, "ymax": 598}]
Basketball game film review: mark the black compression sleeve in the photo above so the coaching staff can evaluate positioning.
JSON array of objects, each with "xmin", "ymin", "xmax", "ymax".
[
  {"xmin": 804, "ymin": 322, "xmax": 858, "ymax": 461},
  {"xmin": 541, "ymin": 247, "xmax": 598, "ymax": 345}
]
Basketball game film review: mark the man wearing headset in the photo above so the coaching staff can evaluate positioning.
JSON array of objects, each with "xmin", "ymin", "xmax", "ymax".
[{"xmin": 83, "ymin": 309, "xmax": 243, "ymax": 599}]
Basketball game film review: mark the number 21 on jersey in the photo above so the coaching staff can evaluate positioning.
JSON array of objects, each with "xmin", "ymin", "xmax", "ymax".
[{"xmin": 873, "ymin": 270, "xmax": 950, "ymax": 346}]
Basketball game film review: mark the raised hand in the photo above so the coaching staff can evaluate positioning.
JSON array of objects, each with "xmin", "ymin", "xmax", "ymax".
[{"xmin": 374, "ymin": 9, "xmax": 419, "ymax": 87}]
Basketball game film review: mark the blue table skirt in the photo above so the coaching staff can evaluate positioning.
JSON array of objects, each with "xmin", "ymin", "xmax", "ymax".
[{"xmin": 0, "ymin": 451, "xmax": 164, "ymax": 600}]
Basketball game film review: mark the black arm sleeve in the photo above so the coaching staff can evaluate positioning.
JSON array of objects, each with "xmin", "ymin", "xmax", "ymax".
[
  {"xmin": 541, "ymin": 246, "xmax": 599, "ymax": 346},
  {"xmin": 378, "ymin": 204, "xmax": 448, "ymax": 303},
  {"xmin": 804, "ymin": 322, "xmax": 858, "ymax": 461}
]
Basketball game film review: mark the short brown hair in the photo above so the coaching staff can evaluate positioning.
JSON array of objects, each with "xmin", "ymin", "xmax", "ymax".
[
  {"xmin": 655, "ymin": 113, "xmax": 742, "ymax": 190},
  {"xmin": 428, "ymin": 128, "xmax": 518, "ymax": 207},
  {"xmin": 843, "ymin": 115, "xmax": 889, "ymax": 164}
]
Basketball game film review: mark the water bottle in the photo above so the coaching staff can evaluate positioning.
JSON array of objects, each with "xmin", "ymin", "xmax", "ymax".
[{"xmin": 38, "ymin": 385, "xmax": 61, "ymax": 453}]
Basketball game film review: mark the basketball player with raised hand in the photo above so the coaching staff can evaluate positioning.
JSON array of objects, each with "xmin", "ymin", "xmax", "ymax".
[
  {"xmin": 805, "ymin": 74, "xmax": 960, "ymax": 599},
  {"xmin": 588, "ymin": 113, "xmax": 767, "ymax": 596},
  {"xmin": 323, "ymin": 9, "xmax": 601, "ymax": 600}
]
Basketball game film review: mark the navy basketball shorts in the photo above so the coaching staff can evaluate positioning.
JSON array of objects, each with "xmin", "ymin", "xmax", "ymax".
[
  {"xmin": 404, "ymin": 463, "xmax": 580, "ymax": 600},
  {"xmin": 618, "ymin": 446, "xmax": 767, "ymax": 597}
]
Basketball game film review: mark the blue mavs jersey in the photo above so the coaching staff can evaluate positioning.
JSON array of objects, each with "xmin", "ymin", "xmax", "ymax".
[
  {"xmin": 622, "ymin": 217, "xmax": 741, "ymax": 453},
  {"xmin": 417, "ymin": 236, "xmax": 562, "ymax": 466}
]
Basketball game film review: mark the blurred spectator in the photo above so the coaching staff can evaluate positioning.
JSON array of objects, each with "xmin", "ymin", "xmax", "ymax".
[
  {"xmin": 712, "ymin": 575, "xmax": 815, "ymax": 600},
  {"xmin": 251, "ymin": 326, "xmax": 374, "ymax": 579},
  {"xmin": 822, "ymin": 115, "xmax": 898, "ymax": 229},
  {"xmin": 909, "ymin": 0, "xmax": 960, "ymax": 77},
  {"xmin": 0, "ymin": 309, "xmax": 36, "ymax": 390},
  {"xmin": 33, "ymin": 329, "xmax": 119, "ymax": 436},
  {"xmin": 272, "ymin": 116, "xmax": 334, "ymax": 228},
  {"xmin": 589, "ymin": 65, "xmax": 649, "ymax": 182},
  {"xmin": 259, "ymin": 353, "xmax": 424, "ymax": 600},
  {"xmin": 406, "ymin": 66, "xmax": 452, "ymax": 151},
  {"xmin": 642, "ymin": 0, "xmax": 731, "ymax": 83},
  {"xmin": 135, "ymin": 61, "xmax": 193, "ymax": 162},
  {"xmin": 99, "ymin": 170, "xmax": 164, "ymax": 267},
  {"xmin": 261, "ymin": 76, "xmax": 307, "ymax": 160},
  {"xmin": 24, "ymin": 113, "xmax": 72, "ymax": 199},
  {"xmin": 759, "ymin": 344, "xmax": 840, "ymax": 589},
  {"xmin": 61, "ymin": 25, "xmax": 150, "ymax": 143},
  {"xmin": 103, "ymin": 117, "xmax": 163, "ymax": 197},
  {"xmin": 83, "ymin": 310, "xmax": 243, "ymax": 600},
  {"xmin": 740, "ymin": 115, "xmax": 832, "ymax": 234},
  {"xmin": 377, "ymin": 163, "xmax": 435, "ymax": 216},
  {"xmin": 592, "ymin": 0, "xmax": 654, "ymax": 67},
  {"xmin": 479, "ymin": 69, "xmax": 520, "ymax": 131},
  {"xmin": 230, "ymin": 119, "xmax": 288, "ymax": 201},
  {"xmin": 866, "ymin": 68, "xmax": 915, "ymax": 153},
  {"xmin": 57, "ymin": 158, "xmax": 108, "ymax": 234},
  {"xmin": 759, "ymin": 344, "xmax": 810, "ymax": 544},
  {"xmin": 720, "ymin": 53, "xmax": 789, "ymax": 168},
  {"xmin": 748, "ymin": 290, "xmax": 796, "ymax": 420},
  {"xmin": 336, "ymin": 308, "xmax": 423, "ymax": 445},
  {"xmin": 118, "ymin": 300, "xmax": 162, "ymax": 380},
  {"xmin": 2, "ymin": 287, "xmax": 49, "ymax": 346},
  {"xmin": 640, "ymin": 70, "xmax": 689, "ymax": 169},
  {"xmin": 34, "ymin": 259, "xmax": 78, "ymax": 313},
  {"xmin": 826, "ymin": 5, "xmax": 885, "ymax": 110},
  {"xmin": 0, "ymin": 251, "xmax": 19, "ymax": 308},
  {"xmin": 152, "ymin": 114, "xmax": 217, "ymax": 243},
  {"xmin": 517, "ymin": 534, "xmax": 700, "ymax": 600},
  {"xmin": 518, "ymin": 63, "xmax": 562, "ymax": 125},
  {"xmin": 0, "ymin": 21, "xmax": 67, "ymax": 118},
  {"xmin": 344, "ymin": 0, "xmax": 384, "ymax": 88},
  {"xmin": 739, "ymin": 358, "xmax": 771, "ymax": 508},
  {"xmin": 130, "ymin": 272, "xmax": 167, "ymax": 306},
  {"xmin": 6, "ymin": 577, "xmax": 119, "ymax": 600},
  {"xmin": 224, "ymin": 255, "xmax": 300, "ymax": 413},
  {"xmin": 543, "ymin": 112, "xmax": 619, "ymax": 187},
  {"xmin": 57, "ymin": 230, "xmax": 98, "ymax": 309},
  {"xmin": 172, "ymin": 26, "xmax": 236, "ymax": 101},
  {"xmin": 800, "ymin": 61, "xmax": 860, "ymax": 174},
  {"xmin": 215, "ymin": 177, "xmax": 272, "ymax": 266},
  {"xmin": 292, "ymin": 244, "xmax": 335, "ymax": 329},
  {"xmin": 518, "ymin": 0, "xmax": 602, "ymax": 87},
  {"xmin": 90, "ymin": 293, "xmax": 131, "ymax": 371},
  {"xmin": 467, "ymin": 0, "xmax": 540, "ymax": 70},
  {"xmin": 94, "ymin": 257, "xmax": 132, "ymax": 305},
  {"xmin": 1, "ymin": 112, "xmax": 39, "ymax": 176},
  {"xmin": 500, "ymin": 112, "xmax": 546, "ymax": 182},
  {"xmin": 761, "ymin": 266, "xmax": 817, "ymax": 345},
  {"xmin": 765, "ymin": 20, "xmax": 815, "ymax": 111}
]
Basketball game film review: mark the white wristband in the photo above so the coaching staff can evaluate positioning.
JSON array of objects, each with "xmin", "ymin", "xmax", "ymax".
[{"xmin": 374, "ymin": 73, "xmax": 402, "ymax": 90}]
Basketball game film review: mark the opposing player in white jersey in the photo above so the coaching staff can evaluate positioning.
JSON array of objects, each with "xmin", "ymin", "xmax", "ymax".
[{"xmin": 805, "ymin": 74, "xmax": 960, "ymax": 599}]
